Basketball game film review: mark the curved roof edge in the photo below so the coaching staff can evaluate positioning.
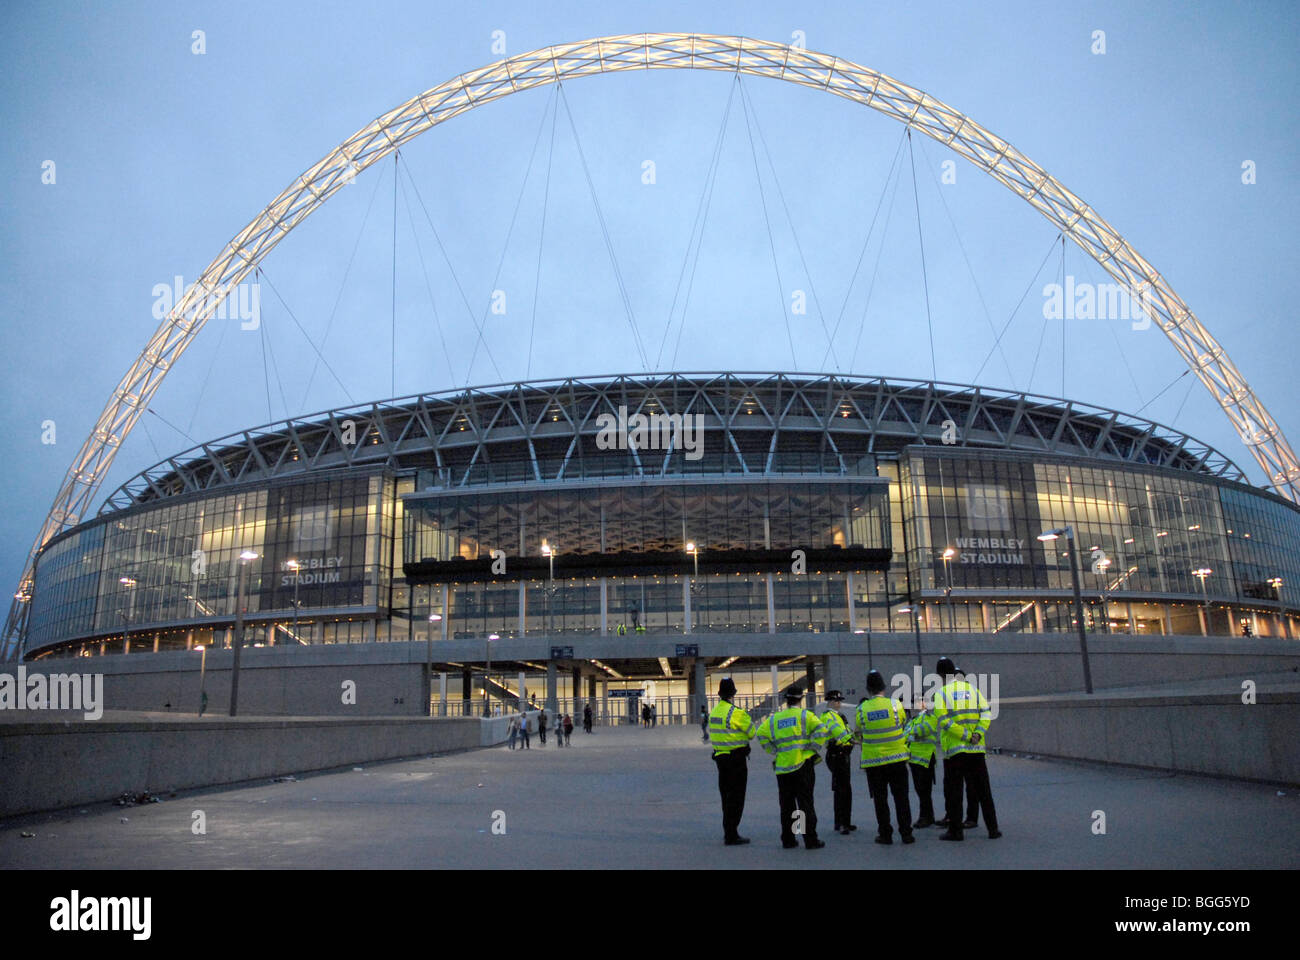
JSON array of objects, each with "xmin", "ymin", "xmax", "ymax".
[{"xmin": 99, "ymin": 372, "xmax": 1250, "ymax": 514}]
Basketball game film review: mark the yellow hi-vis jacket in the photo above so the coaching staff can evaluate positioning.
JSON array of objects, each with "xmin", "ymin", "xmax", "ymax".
[
  {"xmin": 933, "ymin": 678, "xmax": 991, "ymax": 756},
  {"xmin": 904, "ymin": 709, "xmax": 938, "ymax": 767},
  {"xmin": 708, "ymin": 699, "xmax": 756, "ymax": 757},
  {"xmin": 819, "ymin": 709, "xmax": 854, "ymax": 750},
  {"xmin": 756, "ymin": 706, "xmax": 831, "ymax": 774},
  {"xmin": 854, "ymin": 695, "xmax": 909, "ymax": 768}
]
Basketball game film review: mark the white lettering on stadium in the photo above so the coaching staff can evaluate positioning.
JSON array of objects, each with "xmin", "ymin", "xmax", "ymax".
[{"xmin": 282, "ymin": 556, "xmax": 344, "ymax": 586}]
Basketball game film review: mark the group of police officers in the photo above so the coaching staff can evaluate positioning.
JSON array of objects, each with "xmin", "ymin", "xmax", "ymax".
[{"xmin": 707, "ymin": 656, "xmax": 1001, "ymax": 847}]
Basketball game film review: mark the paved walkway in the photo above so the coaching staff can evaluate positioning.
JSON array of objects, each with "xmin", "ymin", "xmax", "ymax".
[{"xmin": 2, "ymin": 724, "xmax": 1294, "ymax": 869}]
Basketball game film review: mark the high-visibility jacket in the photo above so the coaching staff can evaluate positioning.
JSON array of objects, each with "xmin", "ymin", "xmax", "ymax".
[
  {"xmin": 756, "ymin": 706, "xmax": 831, "ymax": 774},
  {"xmin": 854, "ymin": 695, "xmax": 909, "ymax": 768},
  {"xmin": 904, "ymin": 709, "xmax": 938, "ymax": 767},
  {"xmin": 932, "ymin": 678, "xmax": 991, "ymax": 756},
  {"xmin": 708, "ymin": 699, "xmax": 756, "ymax": 757},
  {"xmin": 819, "ymin": 709, "xmax": 854, "ymax": 753}
]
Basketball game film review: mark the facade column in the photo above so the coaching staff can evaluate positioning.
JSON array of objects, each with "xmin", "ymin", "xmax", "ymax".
[
  {"xmin": 846, "ymin": 572, "xmax": 857, "ymax": 634},
  {"xmin": 981, "ymin": 601, "xmax": 993, "ymax": 633},
  {"xmin": 766, "ymin": 574, "xmax": 776, "ymax": 634},
  {"xmin": 1032, "ymin": 602, "xmax": 1045, "ymax": 633},
  {"xmin": 546, "ymin": 660, "xmax": 559, "ymax": 716},
  {"xmin": 438, "ymin": 672, "xmax": 448, "ymax": 716},
  {"xmin": 1127, "ymin": 602, "xmax": 1138, "ymax": 636},
  {"xmin": 1164, "ymin": 605, "xmax": 1175, "ymax": 637},
  {"xmin": 600, "ymin": 578, "xmax": 608, "ymax": 636},
  {"xmin": 601, "ymin": 679, "xmax": 609, "ymax": 726},
  {"xmin": 572, "ymin": 666, "xmax": 583, "ymax": 718},
  {"xmin": 461, "ymin": 668, "xmax": 472, "ymax": 710},
  {"xmin": 518, "ymin": 582, "xmax": 527, "ymax": 636},
  {"xmin": 771, "ymin": 664, "xmax": 779, "ymax": 713},
  {"xmin": 805, "ymin": 662, "xmax": 817, "ymax": 709},
  {"xmin": 683, "ymin": 578, "xmax": 692, "ymax": 634},
  {"xmin": 440, "ymin": 584, "xmax": 450, "ymax": 641},
  {"xmin": 518, "ymin": 670, "xmax": 527, "ymax": 711},
  {"xmin": 692, "ymin": 659, "xmax": 707, "ymax": 720}
]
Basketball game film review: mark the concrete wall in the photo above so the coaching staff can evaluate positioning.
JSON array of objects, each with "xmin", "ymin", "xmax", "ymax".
[
  {"xmin": 822, "ymin": 634, "xmax": 1300, "ymax": 700},
  {"xmin": 24, "ymin": 632, "xmax": 1300, "ymax": 717},
  {"xmin": 0, "ymin": 715, "xmax": 490, "ymax": 818},
  {"xmin": 990, "ymin": 689, "xmax": 1300, "ymax": 785}
]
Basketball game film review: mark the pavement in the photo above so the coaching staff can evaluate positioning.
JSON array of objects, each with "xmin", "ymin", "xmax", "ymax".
[{"xmin": 1, "ymin": 723, "xmax": 1295, "ymax": 869}]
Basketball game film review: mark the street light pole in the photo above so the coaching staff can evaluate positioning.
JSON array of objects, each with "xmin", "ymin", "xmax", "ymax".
[
  {"xmin": 286, "ymin": 559, "xmax": 300, "ymax": 646},
  {"xmin": 118, "ymin": 576, "xmax": 135, "ymax": 652},
  {"xmin": 1038, "ymin": 526, "xmax": 1093, "ymax": 694},
  {"xmin": 1193, "ymin": 568, "xmax": 1212, "ymax": 636},
  {"xmin": 426, "ymin": 613, "xmax": 442, "ymax": 717},
  {"xmin": 195, "ymin": 645, "xmax": 208, "ymax": 717},
  {"xmin": 941, "ymin": 548, "xmax": 956, "ymax": 631},
  {"xmin": 229, "ymin": 550, "xmax": 258, "ymax": 717}
]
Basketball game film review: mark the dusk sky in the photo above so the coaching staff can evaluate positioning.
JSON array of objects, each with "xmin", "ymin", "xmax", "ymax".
[{"xmin": 2, "ymin": 0, "xmax": 1297, "ymax": 597}]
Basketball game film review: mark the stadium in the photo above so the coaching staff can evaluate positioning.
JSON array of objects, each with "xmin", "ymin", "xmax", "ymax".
[
  {"xmin": 7, "ymin": 35, "xmax": 1299, "ymax": 721},
  {"xmin": 18, "ymin": 371, "xmax": 1300, "ymax": 719}
]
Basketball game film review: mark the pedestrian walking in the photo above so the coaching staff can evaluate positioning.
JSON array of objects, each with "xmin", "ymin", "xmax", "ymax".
[
  {"xmin": 563, "ymin": 713, "xmax": 574, "ymax": 745},
  {"xmin": 508, "ymin": 715, "xmax": 519, "ymax": 750},
  {"xmin": 583, "ymin": 703, "xmax": 593, "ymax": 733},
  {"xmin": 855, "ymin": 669, "xmax": 913, "ymax": 845},
  {"xmin": 538, "ymin": 709, "xmax": 548, "ymax": 746},
  {"xmin": 700, "ymin": 705, "xmax": 710, "ymax": 742},
  {"xmin": 519, "ymin": 710, "xmax": 531, "ymax": 750},
  {"xmin": 933, "ymin": 658, "xmax": 1000, "ymax": 841},
  {"xmin": 708, "ymin": 678, "xmax": 757, "ymax": 846}
]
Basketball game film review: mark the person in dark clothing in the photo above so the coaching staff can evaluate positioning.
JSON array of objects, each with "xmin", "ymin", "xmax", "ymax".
[
  {"xmin": 563, "ymin": 713, "xmax": 574, "ymax": 745},
  {"xmin": 519, "ymin": 712, "xmax": 531, "ymax": 749},
  {"xmin": 821, "ymin": 691, "xmax": 857, "ymax": 834},
  {"xmin": 583, "ymin": 703, "xmax": 593, "ymax": 733},
  {"xmin": 537, "ymin": 709, "xmax": 548, "ymax": 745}
]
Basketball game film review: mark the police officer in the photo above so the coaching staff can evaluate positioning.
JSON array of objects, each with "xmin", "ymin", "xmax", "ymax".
[
  {"xmin": 819, "ymin": 691, "xmax": 856, "ymax": 834},
  {"xmin": 903, "ymin": 696, "xmax": 938, "ymax": 828},
  {"xmin": 756, "ymin": 686, "xmax": 832, "ymax": 849},
  {"xmin": 707, "ymin": 678, "xmax": 757, "ymax": 846},
  {"xmin": 933, "ymin": 657, "xmax": 1001, "ymax": 841},
  {"xmin": 855, "ymin": 669, "xmax": 914, "ymax": 845}
]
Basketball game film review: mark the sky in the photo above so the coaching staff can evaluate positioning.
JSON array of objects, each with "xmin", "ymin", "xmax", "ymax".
[{"xmin": 1, "ymin": 0, "xmax": 1297, "ymax": 600}]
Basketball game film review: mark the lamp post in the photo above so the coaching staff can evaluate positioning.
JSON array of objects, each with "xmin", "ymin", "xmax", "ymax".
[
  {"xmin": 484, "ymin": 633, "xmax": 499, "ymax": 717},
  {"xmin": 1192, "ymin": 568, "xmax": 1212, "ymax": 636},
  {"xmin": 118, "ymin": 576, "xmax": 136, "ymax": 652},
  {"xmin": 686, "ymin": 542, "xmax": 699, "ymax": 630},
  {"xmin": 899, "ymin": 601, "xmax": 923, "ymax": 670},
  {"xmin": 195, "ymin": 645, "xmax": 208, "ymax": 717},
  {"xmin": 1268, "ymin": 577, "xmax": 1287, "ymax": 639},
  {"xmin": 1038, "ymin": 526, "xmax": 1093, "ymax": 694},
  {"xmin": 426, "ymin": 613, "xmax": 442, "ymax": 717},
  {"xmin": 1092, "ymin": 549, "xmax": 1113, "ymax": 634},
  {"xmin": 229, "ymin": 550, "xmax": 258, "ymax": 717},
  {"xmin": 285, "ymin": 559, "xmax": 301, "ymax": 646},
  {"xmin": 541, "ymin": 541, "xmax": 556, "ymax": 637},
  {"xmin": 940, "ymin": 548, "xmax": 956, "ymax": 631}
]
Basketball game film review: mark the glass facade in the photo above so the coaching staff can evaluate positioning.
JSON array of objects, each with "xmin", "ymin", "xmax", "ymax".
[{"xmin": 23, "ymin": 441, "xmax": 1300, "ymax": 657}]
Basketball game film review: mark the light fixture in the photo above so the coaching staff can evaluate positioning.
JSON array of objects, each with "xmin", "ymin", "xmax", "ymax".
[
  {"xmin": 942, "ymin": 547, "xmax": 956, "ymax": 559},
  {"xmin": 428, "ymin": 613, "xmax": 443, "ymax": 623},
  {"xmin": 239, "ymin": 550, "xmax": 258, "ymax": 561}
]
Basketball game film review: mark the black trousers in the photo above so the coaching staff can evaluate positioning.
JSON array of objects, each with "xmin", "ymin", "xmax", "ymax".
[
  {"xmin": 910, "ymin": 756, "xmax": 936, "ymax": 822},
  {"xmin": 942, "ymin": 753, "xmax": 998, "ymax": 835},
  {"xmin": 865, "ymin": 761, "xmax": 913, "ymax": 839},
  {"xmin": 777, "ymin": 760, "xmax": 820, "ymax": 846},
  {"xmin": 713, "ymin": 748, "xmax": 749, "ymax": 840},
  {"xmin": 826, "ymin": 748, "xmax": 854, "ymax": 829}
]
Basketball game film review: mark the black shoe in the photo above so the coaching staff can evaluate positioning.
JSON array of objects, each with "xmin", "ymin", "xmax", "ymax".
[
  {"xmin": 913, "ymin": 816, "xmax": 935, "ymax": 829},
  {"xmin": 724, "ymin": 836, "xmax": 751, "ymax": 846},
  {"xmin": 782, "ymin": 839, "xmax": 799, "ymax": 849},
  {"xmin": 846, "ymin": 824, "xmax": 858, "ymax": 831},
  {"xmin": 962, "ymin": 818, "xmax": 978, "ymax": 829},
  {"xmin": 834, "ymin": 825, "xmax": 848, "ymax": 834},
  {"xmin": 936, "ymin": 818, "xmax": 951, "ymax": 828},
  {"xmin": 902, "ymin": 834, "xmax": 916, "ymax": 844},
  {"xmin": 805, "ymin": 838, "xmax": 825, "ymax": 850},
  {"xmin": 874, "ymin": 835, "xmax": 893, "ymax": 845},
  {"xmin": 939, "ymin": 830, "xmax": 964, "ymax": 841},
  {"xmin": 987, "ymin": 830, "xmax": 1002, "ymax": 839}
]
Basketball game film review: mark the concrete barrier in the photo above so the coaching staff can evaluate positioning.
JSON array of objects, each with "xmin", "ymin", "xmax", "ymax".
[
  {"xmin": 0, "ymin": 714, "xmax": 506, "ymax": 818},
  {"xmin": 990, "ymin": 684, "xmax": 1300, "ymax": 785}
]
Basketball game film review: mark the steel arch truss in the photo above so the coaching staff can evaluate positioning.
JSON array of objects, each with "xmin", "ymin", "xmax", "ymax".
[{"xmin": 6, "ymin": 33, "xmax": 1295, "ymax": 657}]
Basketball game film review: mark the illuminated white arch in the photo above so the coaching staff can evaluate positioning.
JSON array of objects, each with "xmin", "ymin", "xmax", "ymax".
[{"xmin": 7, "ymin": 32, "xmax": 1297, "ymax": 653}]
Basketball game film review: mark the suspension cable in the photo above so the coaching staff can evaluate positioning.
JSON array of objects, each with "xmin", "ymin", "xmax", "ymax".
[
  {"xmin": 557, "ymin": 83, "xmax": 650, "ymax": 370},
  {"xmin": 397, "ymin": 156, "xmax": 457, "ymax": 389},
  {"xmin": 907, "ymin": 128, "xmax": 938, "ymax": 381},
  {"xmin": 971, "ymin": 232, "xmax": 1062, "ymax": 385},
  {"xmin": 527, "ymin": 90, "xmax": 560, "ymax": 379}
]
